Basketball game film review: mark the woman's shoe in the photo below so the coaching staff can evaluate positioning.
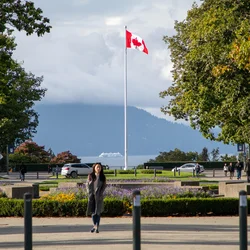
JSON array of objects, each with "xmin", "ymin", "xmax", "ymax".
[
  {"xmin": 90, "ymin": 227, "xmax": 95, "ymax": 233},
  {"xmin": 95, "ymin": 229, "xmax": 99, "ymax": 233}
]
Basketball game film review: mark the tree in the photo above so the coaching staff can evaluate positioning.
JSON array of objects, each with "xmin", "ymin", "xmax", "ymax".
[
  {"xmin": 50, "ymin": 151, "xmax": 81, "ymax": 164},
  {"xmin": 0, "ymin": 44, "xmax": 46, "ymax": 150},
  {"xmin": 47, "ymin": 148, "xmax": 55, "ymax": 161},
  {"xmin": 149, "ymin": 148, "xmax": 198, "ymax": 162},
  {"xmin": 0, "ymin": 1, "xmax": 51, "ymax": 35},
  {"xmin": 198, "ymin": 147, "xmax": 209, "ymax": 162},
  {"xmin": 220, "ymin": 154, "xmax": 237, "ymax": 162},
  {"xmin": 160, "ymin": 0, "xmax": 250, "ymax": 145},
  {"xmin": 0, "ymin": 1, "xmax": 51, "ymax": 152},
  {"xmin": 9, "ymin": 140, "xmax": 51, "ymax": 163},
  {"xmin": 210, "ymin": 147, "xmax": 220, "ymax": 161}
]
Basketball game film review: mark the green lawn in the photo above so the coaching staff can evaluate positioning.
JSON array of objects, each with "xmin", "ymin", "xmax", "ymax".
[{"xmin": 45, "ymin": 170, "xmax": 208, "ymax": 183}]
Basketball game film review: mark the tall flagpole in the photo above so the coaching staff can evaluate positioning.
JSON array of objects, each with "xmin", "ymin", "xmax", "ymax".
[{"xmin": 124, "ymin": 25, "xmax": 128, "ymax": 170}]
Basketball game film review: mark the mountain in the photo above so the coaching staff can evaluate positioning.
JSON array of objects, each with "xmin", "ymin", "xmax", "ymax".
[{"xmin": 33, "ymin": 103, "xmax": 235, "ymax": 156}]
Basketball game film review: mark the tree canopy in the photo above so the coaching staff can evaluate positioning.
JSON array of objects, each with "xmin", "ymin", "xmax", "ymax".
[
  {"xmin": 51, "ymin": 151, "xmax": 81, "ymax": 164},
  {"xmin": 0, "ymin": 0, "xmax": 51, "ymax": 152},
  {"xmin": 148, "ymin": 148, "xmax": 212, "ymax": 162},
  {"xmin": 0, "ymin": 0, "xmax": 51, "ymax": 35},
  {"xmin": 9, "ymin": 140, "xmax": 52, "ymax": 163},
  {"xmin": 148, "ymin": 147, "xmax": 234, "ymax": 162},
  {"xmin": 161, "ymin": 0, "xmax": 250, "ymax": 145}
]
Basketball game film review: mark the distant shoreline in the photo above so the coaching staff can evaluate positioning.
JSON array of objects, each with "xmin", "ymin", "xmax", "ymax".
[{"xmin": 79, "ymin": 154, "xmax": 157, "ymax": 167}]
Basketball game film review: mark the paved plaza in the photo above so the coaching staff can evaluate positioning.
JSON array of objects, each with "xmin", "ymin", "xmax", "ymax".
[{"xmin": 0, "ymin": 216, "xmax": 249, "ymax": 250}]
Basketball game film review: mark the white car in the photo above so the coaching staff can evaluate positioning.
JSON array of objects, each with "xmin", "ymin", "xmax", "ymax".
[
  {"xmin": 61, "ymin": 163, "xmax": 92, "ymax": 178},
  {"xmin": 171, "ymin": 163, "xmax": 204, "ymax": 173}
]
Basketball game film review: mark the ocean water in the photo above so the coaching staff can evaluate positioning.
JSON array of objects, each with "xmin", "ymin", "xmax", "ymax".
[{"xmin": 79, "ymin": 155, "xmax": 157, "ymax": 169}]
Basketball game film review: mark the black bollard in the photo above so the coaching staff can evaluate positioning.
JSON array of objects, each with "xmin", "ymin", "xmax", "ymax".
[
  {"xmin": 114, "ymin": 169, "xmax": 117, "ymax": 177},
  {"xmin": 239, "ymin": 190, "xmax": 248, "ymax": 250},
  {"xmin": 213, "ymin": 169, "xmax": 215, "ymax": 177},
  {"xmin": 134, "ymin": 168, "xmax": 136, "ymax": 177},
  {"xmin": 36, "ymin": 172, "xmax": 39, "ymax": 179},
  {"xmin": 133, "ymin": 190, "xmax": 141, "ymax": 250},
  {"xmin": 178, "ymin": 169, "xmax": 180, "ymax": 176},
  {"xmin": 24, "ymin": 193, "xmax": 32, "ymax": 250},
  {"xmin": 173, "ymin": 168, "xmax": 176, "ymax": 177},
  {"xmin": 154, "ymin": 168, "xmax": 156, "ymax": 178}
]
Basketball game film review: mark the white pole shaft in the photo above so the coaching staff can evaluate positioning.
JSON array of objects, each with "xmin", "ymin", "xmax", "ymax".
[{"xmin": 124, "ymin": 25, "xmax": 128, "ymax": 170}]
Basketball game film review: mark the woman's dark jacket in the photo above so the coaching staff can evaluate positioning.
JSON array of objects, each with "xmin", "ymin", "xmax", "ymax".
[{"xmin": 86, "ymin": 175, "xmax": 106, "ymax": 216}]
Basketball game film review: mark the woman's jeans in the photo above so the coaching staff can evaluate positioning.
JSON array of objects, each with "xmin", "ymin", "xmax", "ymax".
[
  {"xmin": 92, "ymin": 214, "xmax": 100, "ymax": 227},
  {"xmin": 237, "ymin": 170, "xmax": 242, "ymax": 179},
  {"xmin": 20, "ymin": 173, "xmax": 25, "ymax": 181}
]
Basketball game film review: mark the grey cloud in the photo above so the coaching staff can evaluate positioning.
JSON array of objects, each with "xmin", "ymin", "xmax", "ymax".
[
  {"xmin": 66, "ymin": 32, "xmax": 114, "ymax": 74},
  {"xmin": 34, "ymin": 0, "xmax": 146, "ymax": 22},
  {"xmin": 13, "ymin": 0, "xmax": 196, "ymax": 120}
]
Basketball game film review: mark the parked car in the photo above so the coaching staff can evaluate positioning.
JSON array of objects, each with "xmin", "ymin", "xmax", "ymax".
[
  {"xmin": 61, "ymin": 163, "xmax": 92, "ymax": 178},
  {"xmin": 171, "ymin": 163, "xmax": 205, "ymax": 173}
]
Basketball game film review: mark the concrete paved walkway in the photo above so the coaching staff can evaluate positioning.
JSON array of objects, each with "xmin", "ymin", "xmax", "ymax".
[{"xmin": 0, "ymin": 217, "xmax": 248, "ymax": 250}]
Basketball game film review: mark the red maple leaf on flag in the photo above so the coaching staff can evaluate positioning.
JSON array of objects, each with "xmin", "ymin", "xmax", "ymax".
[
  {"xmin": 126, "ymin": 30, "xmax": 148, "ymax": 54},
  {"xmin": 132, "ymin": 38, "xmax": 142, "ymax": 47}
]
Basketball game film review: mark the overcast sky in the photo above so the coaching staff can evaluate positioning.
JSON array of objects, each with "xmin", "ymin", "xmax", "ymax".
[{"xmin": 13, "ymin": 0, "xmax": 196, "ymax": 121}]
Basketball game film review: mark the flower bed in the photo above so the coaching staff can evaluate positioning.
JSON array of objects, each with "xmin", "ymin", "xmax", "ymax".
[
  {"xmin": 107, "ymin": 177, "xmax": 173, "ymax": 182},
  {"xmin": 40, "ymin": 184, "xmax": 212, "ymax": 201}
]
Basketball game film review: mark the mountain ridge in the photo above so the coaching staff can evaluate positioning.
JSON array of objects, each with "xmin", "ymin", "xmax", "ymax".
[{"xmin": 33, "ymin": 103, "xmax": 235, "ymax": 156}]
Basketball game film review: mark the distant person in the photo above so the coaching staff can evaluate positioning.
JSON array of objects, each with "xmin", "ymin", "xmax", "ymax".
[
  {"xmin": 223, "ymin": 163, "xmax": 228, "ymax": 177},
  {"xmin": 48, "ymin": 164, "xmax": 52, "ymax": 174},
  {"xmin": 195, "ymin": 163, "xmax": 200, "ymax": 176},
  {"xmin": 235, "ymin": 160, "xmax": 243, "ymax": 180},
  {"xmin": 19, "ymin": 163, "xmax": 27, "ymax": 181},
  {"xmin": 86, "ymin": 163, "xmax": 106, "ymax": 233},
  {"xmin": 228, "ymin": 162, "xmax": 234, "ymax": 180}
]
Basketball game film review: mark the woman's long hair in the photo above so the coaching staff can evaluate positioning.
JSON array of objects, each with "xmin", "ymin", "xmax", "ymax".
[{"xmin": 90, "ymin": 163, "xmax": 106, "ymax": 182}]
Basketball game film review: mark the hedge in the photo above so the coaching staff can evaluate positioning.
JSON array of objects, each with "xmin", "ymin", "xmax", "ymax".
[
  {"xmin": 0, "ymin": 197, "xmax": 247, "ymax": 217},
  {"xmin": 0, "ymin": 198, "xmax": 126, "ymax": 217},
  {"xmin": 141, "ymin": 198, "xmax": 240, "ymax": 216}
]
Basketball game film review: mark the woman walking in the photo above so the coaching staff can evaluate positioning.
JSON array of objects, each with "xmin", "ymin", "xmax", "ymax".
[{"xmin": 86, "ymin": 163, "xmax": 106, "ymax": 233}]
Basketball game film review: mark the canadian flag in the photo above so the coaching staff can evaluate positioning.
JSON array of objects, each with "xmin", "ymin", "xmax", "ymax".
[{"xmin": 126, "ymin": 30, "xmax": 148, "ymax": 54}]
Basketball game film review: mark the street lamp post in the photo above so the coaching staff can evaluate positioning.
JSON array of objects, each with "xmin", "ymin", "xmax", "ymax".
[{"xmin": 6, "ymin": 144, "xmax": 9, "ymax": 175}]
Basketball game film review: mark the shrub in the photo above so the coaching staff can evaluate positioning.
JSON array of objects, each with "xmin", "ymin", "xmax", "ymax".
[
  {"xmin": 0, "ymin": 198, "xmax": 125, "ymax": 217},
  {"xmin": 117, "ymin": 170, "xmax": 135, "ymax": 174},
  {"xmin": 0, "ymin": 197, "xmax": 247, "ymax": 217},
  {"xmin": 104, "ymin": 170, "xmax": 115, "ymax": 174},
  {"xmin": 0, "ymin": 188, "xmax": 7, "ymax": 198},
  {"xmin": 141, "ymin": 198, "xmax": 240, "ymax": 216},
  {"xmin": 140, "ymin": 170, "xmax": 162, "ymax": 174}
]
